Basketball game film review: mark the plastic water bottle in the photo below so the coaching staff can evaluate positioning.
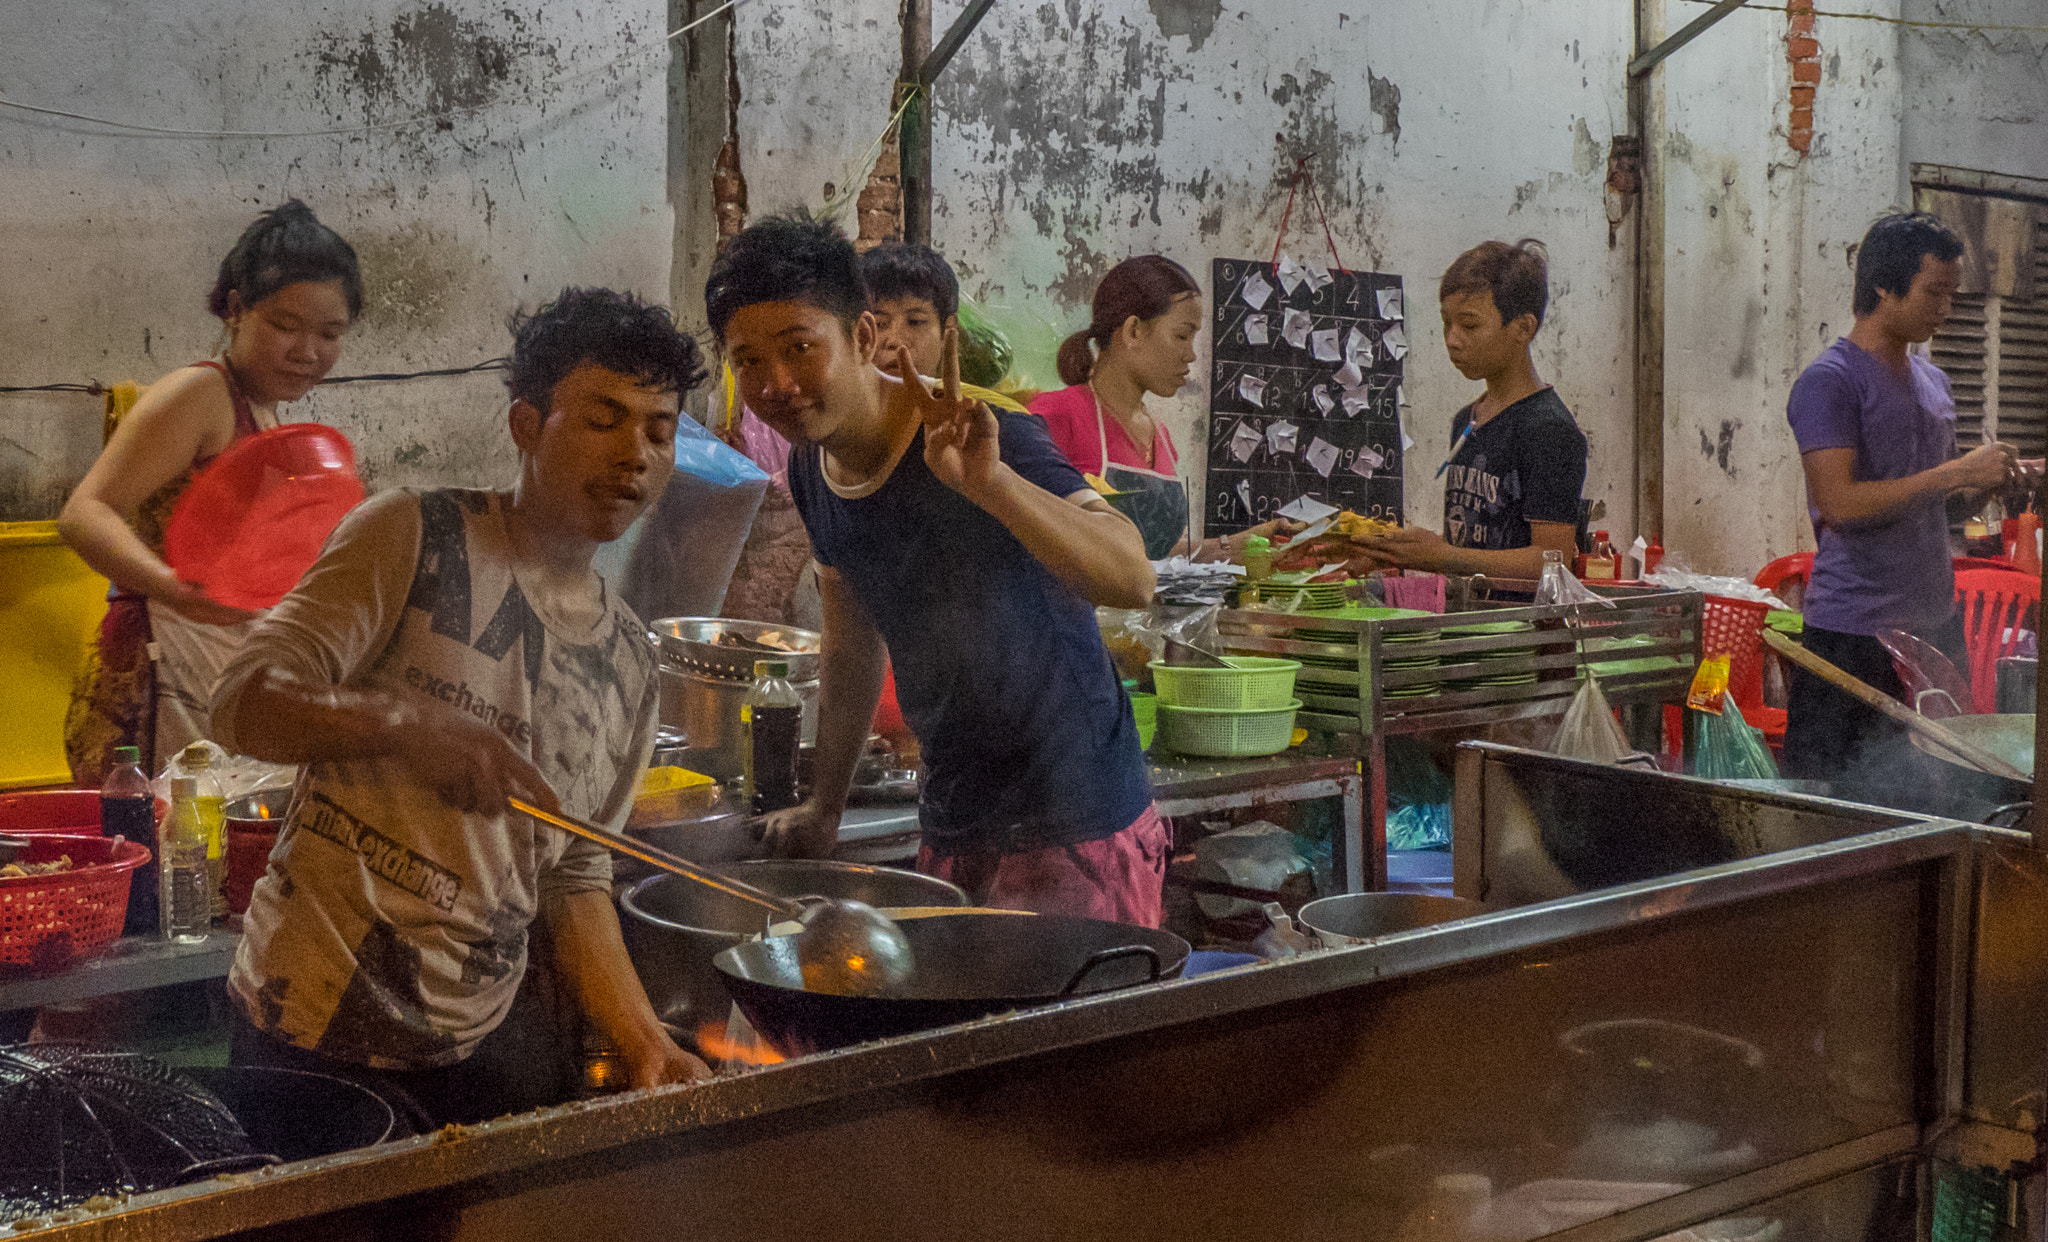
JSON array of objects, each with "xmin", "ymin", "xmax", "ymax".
[
  {"xmin": 743, "ymin": 659, "xmax": 804, "ymax": 815},
  {"xmin": 100, "ymin": 745, "xmax": 156, "ymax": 937},
  {"xmin": 161, "ymin": 748, "xmax": 221, "ymax": 942}
]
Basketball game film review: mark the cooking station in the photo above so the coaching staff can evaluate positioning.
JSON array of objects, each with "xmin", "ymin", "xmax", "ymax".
[{"xmin": 13, "ymin": 741, "xmax": 2043, "ymax": 1241}]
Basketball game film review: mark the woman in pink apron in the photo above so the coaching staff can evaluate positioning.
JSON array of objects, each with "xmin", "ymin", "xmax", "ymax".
[
  {"xmin": 60, "ymin": 201, "xmax": 361, "ymax": 783},
  {"xmin": 1032, "ymin": 256, "xmax": 1282, "ymax": 560}
]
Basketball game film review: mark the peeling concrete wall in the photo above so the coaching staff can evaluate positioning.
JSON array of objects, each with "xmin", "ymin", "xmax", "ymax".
[
  {"xmin": 0, "ymin": 0, "xmax": 673, "ymax": 521},
  {"xmin": 732, "ymin": 0, "xmax": 1639, "ymax": 541},
  {"xmin": 1654, "ymin": 0, "xmax": 1909, "ymax": 573},
  {"xmin": 1899, "ymin": 0, "xmax": 2048, "ymax": 184}
]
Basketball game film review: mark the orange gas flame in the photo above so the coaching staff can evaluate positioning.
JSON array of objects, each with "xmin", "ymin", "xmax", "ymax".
[{"xmin": 696, "ymin": 1022, "xmax": 785, "ymax": 1067}]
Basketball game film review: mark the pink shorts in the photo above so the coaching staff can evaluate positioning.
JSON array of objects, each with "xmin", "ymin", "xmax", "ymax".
[{"xmin": 917, "ymin": 805, "xmax": 1170, "ymax": 928}]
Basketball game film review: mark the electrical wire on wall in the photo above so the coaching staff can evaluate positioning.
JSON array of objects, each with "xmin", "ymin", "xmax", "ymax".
[
  {"xmin": 1678, "ymin": 0, "xmax": 2048, "ymax": 33},
  {"xmin": 0, "ymin": 0, "xmax": 752, "ymax": 139},
  {"xmin": 1, "ymin": 360, "xmax": 507, "ymax": 398}
]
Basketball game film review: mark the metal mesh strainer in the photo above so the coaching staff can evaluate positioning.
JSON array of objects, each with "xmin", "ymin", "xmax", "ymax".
[{"xmin": 0, "ymin": 1043, "xmax": 272, "ymax": 1221}]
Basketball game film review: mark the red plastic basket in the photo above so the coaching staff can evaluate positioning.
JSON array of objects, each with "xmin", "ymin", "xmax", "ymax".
[
  {"xmin": 0, "ymin": 833, "xmax": 149, "ymax": 972},
  {"xmin": 0, "ymin": 790, "xmax": 103, "ymax": 835},
  {"xmin": 1702, "ymin": 594, "xmax": 1772, "ymax": 712}
]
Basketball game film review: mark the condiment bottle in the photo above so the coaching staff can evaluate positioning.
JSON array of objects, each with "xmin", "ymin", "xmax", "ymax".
[
  {"xmin": 162, "ymin": 747, "xmax": 221, "ymax": 942},
  {"xmin": 1583, "ymin": 530, "xmax": 1619, "ymax": 581},
  {"xmin": 1241, "ymin": 534, "xmax": 1274, "ymax": 583},
  {"xmin": 101, "ymin": 745, "xmax": 157, "ymax": 937},
  {"xmin": 743, "ymin": 659, "xmax": 804, "ymax": 815}
]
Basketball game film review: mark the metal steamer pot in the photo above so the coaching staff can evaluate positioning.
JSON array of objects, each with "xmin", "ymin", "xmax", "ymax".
[
  {"xmin": 650, "ymin": 618, "xmax": 822, "ymax": 782},
  {"xmin": 714, "ymin": 913, "xmax": 1192, "ymax": 1057},
  {"xmin": 620, "ymin": 860, "xmax": 968, "ymax": 1044}
]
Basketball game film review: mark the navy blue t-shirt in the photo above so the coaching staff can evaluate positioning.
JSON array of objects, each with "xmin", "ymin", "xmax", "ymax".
[{"xmin": 786, "ymin": 411, "xmax": 1153, "ymax": 856}]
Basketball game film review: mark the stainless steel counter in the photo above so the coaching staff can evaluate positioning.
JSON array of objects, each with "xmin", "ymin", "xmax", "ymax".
[{"xmin": 19, "ymin": 813, "xmax": 2040, "ymax": 1241}]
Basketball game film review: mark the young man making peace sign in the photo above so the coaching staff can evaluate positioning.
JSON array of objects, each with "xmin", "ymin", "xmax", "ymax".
[{"xmin": 707, "ymin": 217, "xmax": 1167, "ymax": 926}]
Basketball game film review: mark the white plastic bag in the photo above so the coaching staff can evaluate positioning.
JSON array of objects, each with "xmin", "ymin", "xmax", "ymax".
[{"xmin": 1550, "ymin": 676, "xmax": 1636, "ymax": 766}]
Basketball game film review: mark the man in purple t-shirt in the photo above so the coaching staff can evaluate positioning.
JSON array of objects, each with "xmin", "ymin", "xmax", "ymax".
[{"xmin": 1783, "ymin": 212, "xmax": 2018, "ymax": 790}]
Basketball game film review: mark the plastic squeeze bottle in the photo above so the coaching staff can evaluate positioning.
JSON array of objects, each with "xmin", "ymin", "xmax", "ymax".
[
  {"xmin": 162, "ymin": 748, "xmax": 222, "ymax": 941},
  {"xmin": 101, "ymin": 745, "xmax": 157, "ymax": 937},
  {"xmin": 743, "ymin": 659, "xmax": 804, "ymax": 815}
]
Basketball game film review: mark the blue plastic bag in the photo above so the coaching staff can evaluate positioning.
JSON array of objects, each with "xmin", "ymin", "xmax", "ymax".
[{"xmin": 673, "ymin": 410, "xmax": 769, "ymax": 489}]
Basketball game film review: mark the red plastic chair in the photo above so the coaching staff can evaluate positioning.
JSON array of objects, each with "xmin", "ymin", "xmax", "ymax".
[
  {"xmin": 1955, "ymin": 569, "xmax": 2040, "ymax": 714},
  {"xmin": 1753, "ymin": 552, "xmax": 1813, "ymax": 598},
  {"xmin": 1954, "ymin": 556, "xmax": 2021, "ymax": 575}
]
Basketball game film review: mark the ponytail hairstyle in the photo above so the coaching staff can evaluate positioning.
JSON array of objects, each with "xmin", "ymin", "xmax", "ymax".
[
  {"xmin": 1055, "ymin": 255, "xmax": 1201, "ymax": 387},
  {"xmin": 207, "ymin": 200, "xmax": 364, "ymax": 322}
]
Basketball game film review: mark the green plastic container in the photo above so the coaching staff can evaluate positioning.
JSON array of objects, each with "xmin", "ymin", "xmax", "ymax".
[
  {"xmin": 1155, "ymin": 700, "xmax": 1302, "ymax": 757},
  {"xmin": 1128, "ymin": 691, "xmax": 1158, "ymax": 751},
  {"xmin": 1148, "ymin": 657, "xmax": 1302, "ymax": 711}
]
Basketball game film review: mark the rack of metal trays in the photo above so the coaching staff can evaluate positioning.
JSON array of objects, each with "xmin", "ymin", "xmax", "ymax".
[{"xmin": 1217, "ymin": 586, "xmax": 1704, "ymax": 890}]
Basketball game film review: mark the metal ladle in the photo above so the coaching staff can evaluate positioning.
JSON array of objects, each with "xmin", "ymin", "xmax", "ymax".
[{"xmin": 509, "ymin": 799, "xmax": 915, "ymax": 998}]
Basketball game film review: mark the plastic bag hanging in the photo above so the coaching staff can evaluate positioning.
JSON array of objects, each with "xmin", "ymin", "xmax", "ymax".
[
  {"xmin": 1551, "ymin": 675, "xmax": 1637, "ymax": 766},
  {"xmin": 1693, "ymin": 697, "xmax": 1780, "ymax": 782}
]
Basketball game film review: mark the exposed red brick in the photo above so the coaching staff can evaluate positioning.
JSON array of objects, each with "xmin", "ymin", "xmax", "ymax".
[
  {"xmin": 1790, "ymin": 84, "xmax": 1817, "ymax": 107},
  {"xmin": 1790, "ymin": 11, "xmax": 1815, "ymax": 33},
  {"xmin": 1785, "ymin": 0, "xmax": 1813, "ymax": 12},
  {"xmin": 1790, "ymin": 106, "xmax": 1814, "ymax": 128},
  {"xmin": 1787, "ymin": 35, "xmax": 1819, "ymax": 58},
  {"xmin": 1792, "ymin": 59, "xmax": 1822, "ymax": 84},
  {"xmin": 1789, "ymin": 129, "xmax": 1812, "ymax": 153}
]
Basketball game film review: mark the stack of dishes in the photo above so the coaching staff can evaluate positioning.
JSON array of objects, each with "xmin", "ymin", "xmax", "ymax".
[
  {"xmin": 1379, "ymin": 625, "xmax": 1443, "ymax": 701},
  {"xmin": 1240, "ymin": 579, "xmax": 1349, "ymax": 610},
  {"xmin": 1443, "ymin": 619, "xmax": 1539, "ymax": 691}
]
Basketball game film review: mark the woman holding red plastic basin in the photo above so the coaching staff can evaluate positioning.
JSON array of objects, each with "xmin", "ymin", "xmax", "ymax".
[
  {"xmin": 60, "ymin": 201, "xmax": 362, "ymax": 782},
  {"xmin": 1031, "ymin": 255, "xmax": 1286, "ymax": 562}
]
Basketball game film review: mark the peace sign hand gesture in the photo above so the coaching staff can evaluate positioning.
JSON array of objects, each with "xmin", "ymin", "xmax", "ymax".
[{"xmin": 895, "ymin": 327, "xmax": 1002, "ymax": 499}]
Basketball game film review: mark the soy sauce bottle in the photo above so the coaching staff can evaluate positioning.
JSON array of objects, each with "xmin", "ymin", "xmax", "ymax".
[
  {"xmin": 743, "ymin": 659, "xmax": 804, "ymax": 814},
  {"xmin": 101, "ymin": 745, "xmax": 157, "ymax": 936}
]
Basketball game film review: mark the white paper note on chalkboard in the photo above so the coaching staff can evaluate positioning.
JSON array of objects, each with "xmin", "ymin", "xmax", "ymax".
[
  {"xmin": 1230, "ymin": 421, "xmax": 1261, "ymax": 462},
  {"xmin": 1277, "ymin": 496, "xmax": 1339, "ymax": 522},
  {"xmin": 1311, "ymin": 329, "xmax": 1340, "ymax": 362},
  {"xmin": 1238, "ymin": 373, "xmax": 1268, "ymax": 407},
  {"xmin": 1377, "ymin": 287, "xmax": 1404, "ymax": 321},
  {"xmin": 1345, "ymin": 326, "xmax": 1373, "ymax": 366},
  {"xmin": 1237, "ymin": 479, "xmax": 1255, "ymax": 515},
  {"xmin": 1383, "ymin": 323, "xmax": 1410, "ymax": 360},
  {"xmin": 1266, "ymin": 420, "xmax": 1299, "ymax": 455},
  {"xmin": 1276, "ymin": 254, "xmax": 1305, "ymax": 297},
  {"xmin": 1341, "ymin": 389, "xmax": 1372, "ymax": 416},
  {"xmin": 1244, "ymin": 314, "xmax": 1269, "ymax": 346},
  {"xmin": 1335, "ymin": 360, "xmax": 1364, "ymax": 390},
  {"xmin": 1303, "ymin": 259, "xmax": 1333, "ymax": 292},
  {"xmin": 1306, "ymin": 437, "xmax": 1340, "ymax": 478},
  {"xmin": 1240, "ymin": 270, "xmax": 1273, "ymax": 310},
  {"xmin": 1281, "ymin": 308, "xmax": 1312, "ymax": 350},
  {"xmin": 1312, "ymin": 385, "xmax": 1335, "ymax": 415}
]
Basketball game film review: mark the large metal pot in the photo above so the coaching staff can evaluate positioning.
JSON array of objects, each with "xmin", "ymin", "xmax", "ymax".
[
  {"xmin": 714, "ymin": 912, "xmax": 1191, "ymax": 1057},
  {"xmin": 1297, "ymin": 892, "xmax": 1492, "ymax": 949},
  {"xmin": 651, "ymin": 618, "xmax": 823, "ymax": 780},
  {"xmin": 182, "ymin": 1066, "xmax": 396, "ymax": 1157},
  {"xmin": 620, "ymin": 860, "xmax": 967, "ymax": 1044}
]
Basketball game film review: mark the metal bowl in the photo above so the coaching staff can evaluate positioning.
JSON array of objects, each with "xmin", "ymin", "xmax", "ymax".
[
  {"xmin": 1296, "ymin": 892, "xmax": 1492, "ymax": 949},
  {"xmin": 650, "ymin": 618, "xmax": 822, "ymax": 684},
  {"xmin": 224, "ymin": 786, "xmax": 295, "ymax": 831}
]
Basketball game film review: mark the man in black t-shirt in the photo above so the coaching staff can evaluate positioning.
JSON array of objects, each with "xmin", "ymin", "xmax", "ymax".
[{"xmin": 1352, "ymin": 239, "xmax": 1587, "ymax": 579}]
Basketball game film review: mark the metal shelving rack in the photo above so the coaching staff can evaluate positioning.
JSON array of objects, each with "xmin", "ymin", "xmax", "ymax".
[{"xmin": 1218, "ymin": 586, "xmax": 1704, "ymax": 888}]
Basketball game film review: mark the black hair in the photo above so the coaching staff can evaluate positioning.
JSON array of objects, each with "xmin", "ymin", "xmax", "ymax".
[
  {"xmin": 1440, "ymin": 239, "xmax": 1549, "ymax": 328},
  {"xmin": 1055, "ymin": 255, "xmax": 1201, "ymax": 386},
  {"xmin": 505, "ymin": 288, "xmax": 709, "ymax": 411},
  {"xmin": 208, "ymin": 200, "xmax": 363, "ymax": 321},
  {"xmin": 1854, "ymin": 211, "xmax": 1964, "ymax": 315},
  {"xmin": 704, "ymin": 215, "xmax": 868, "ymax": 339},
  {"xmin": 859, "ymin": 243, "xmax": 960, "ymax": 323}
]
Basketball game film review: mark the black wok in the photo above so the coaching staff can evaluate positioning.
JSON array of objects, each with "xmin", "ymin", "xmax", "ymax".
[{"xmin": 715, "ymin": 913, "xmax": 1190, "ymax": 1056}]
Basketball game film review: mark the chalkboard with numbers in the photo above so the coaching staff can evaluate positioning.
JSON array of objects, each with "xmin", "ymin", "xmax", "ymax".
[{"xmin": 1204, "ymin": 257, "xmax": 1407, "ymax": 535}]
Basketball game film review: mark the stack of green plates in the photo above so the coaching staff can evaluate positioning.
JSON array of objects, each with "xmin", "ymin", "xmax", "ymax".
[
  {"xmin": 1443, "ymin": 619, "xmax": 1539, "ymax": 690},
  {"xmin": 1380, "ymin": 622, "xmax": 1442, "ymax": 699},
  {"xmin": 1241, "ymin": 579, "xmax": 1349, "ymax": 610}
]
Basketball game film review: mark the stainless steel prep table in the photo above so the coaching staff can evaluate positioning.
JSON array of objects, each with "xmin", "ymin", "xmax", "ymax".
[{"xmin": 20, "ymin": 802, "xmax": 2043, "ymax": 1241}]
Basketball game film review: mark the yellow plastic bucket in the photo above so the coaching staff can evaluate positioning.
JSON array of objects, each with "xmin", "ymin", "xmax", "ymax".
[{"xmin": 0, "ymin": 522, "xmax": 109, "ymax": 789}]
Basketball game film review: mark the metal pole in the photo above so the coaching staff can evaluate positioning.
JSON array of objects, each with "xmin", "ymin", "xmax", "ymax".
[
  {"xmin": 1628, "ymin": 0, "xmax": 1751, "ymax": 79},
  {"xmin": 899, "ymin": 0, "xmax": 930, "ymax": 246}
]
